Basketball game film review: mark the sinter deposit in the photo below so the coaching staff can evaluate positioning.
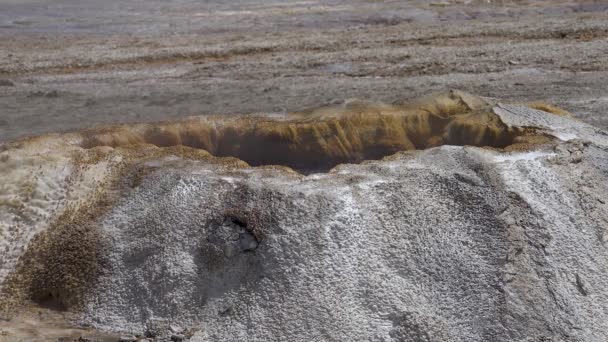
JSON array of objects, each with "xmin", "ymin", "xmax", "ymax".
[{"xmin": 0, "ymin": 91, "xmax": 607, "ymax": 341}]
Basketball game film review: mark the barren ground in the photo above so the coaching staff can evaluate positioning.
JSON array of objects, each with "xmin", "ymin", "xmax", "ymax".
[{"xmin": 1, "ymin": 0, "xmax": 608, "ymax": 143}]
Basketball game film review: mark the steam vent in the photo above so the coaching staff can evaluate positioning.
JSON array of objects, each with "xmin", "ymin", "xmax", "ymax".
[{"xmin": 1, "ymin": 91, "xmax": 608, "ymax": 341}]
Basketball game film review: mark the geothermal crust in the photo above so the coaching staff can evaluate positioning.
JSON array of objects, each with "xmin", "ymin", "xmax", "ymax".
[{"xmin": 1, "ymin": 92, "xmax": 608, "ymax": 341}]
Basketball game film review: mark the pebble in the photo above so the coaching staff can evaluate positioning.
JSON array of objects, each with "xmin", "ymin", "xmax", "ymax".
[
  {"xmin": 171, "ymin": 334, "xmax": 186, "ymax": 341},
  {"xmin": 170, "ymin": 324, "xmax": 184, "ymax": 334}
]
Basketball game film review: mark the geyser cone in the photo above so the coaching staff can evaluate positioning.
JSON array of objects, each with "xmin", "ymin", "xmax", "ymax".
[{"xmin": 2, "ymin": 91, "xmax": 608, "ymax": 341}]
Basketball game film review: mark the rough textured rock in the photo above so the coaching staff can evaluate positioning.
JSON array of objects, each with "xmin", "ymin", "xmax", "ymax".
[{"xmin": 1, "ymin": 92, "xmax": 607, "ymax": 341}]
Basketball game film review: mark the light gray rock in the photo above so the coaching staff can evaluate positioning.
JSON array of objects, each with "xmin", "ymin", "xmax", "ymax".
[{"xmin": 169, "ymin": 324, "xmax": 184, "ymax": 334}]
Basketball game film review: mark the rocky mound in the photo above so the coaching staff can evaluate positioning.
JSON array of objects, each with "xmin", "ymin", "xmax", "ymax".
[{"xmin": 1, "ymin": 91, "xmax": 607, "ymax": 341}]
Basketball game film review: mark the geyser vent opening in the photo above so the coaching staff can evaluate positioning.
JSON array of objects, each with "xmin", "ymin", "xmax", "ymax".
[{"xmin": 78, "ymin": 92, "xmax": 536, "ymax": 174}]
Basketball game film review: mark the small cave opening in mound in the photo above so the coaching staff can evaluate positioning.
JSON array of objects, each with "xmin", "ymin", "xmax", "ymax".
[
  {"xmin": 80, "ymin": 92, "xmax": 538, "ymax": 174},
  {"xmin": 222, "ymin": 214, "xmax": 259, "ymax": 253}
]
